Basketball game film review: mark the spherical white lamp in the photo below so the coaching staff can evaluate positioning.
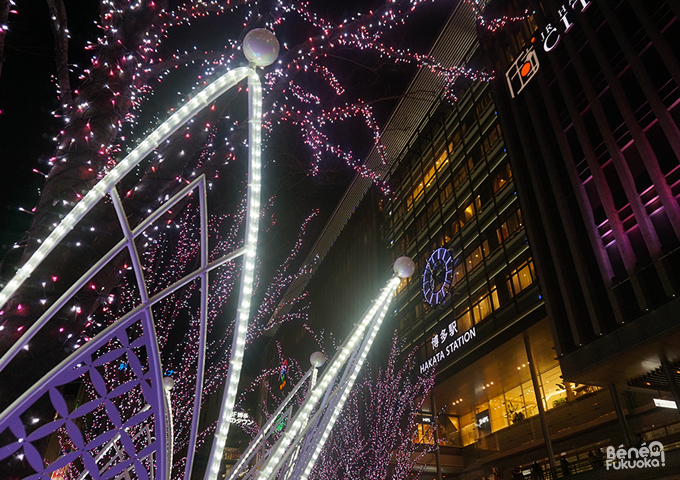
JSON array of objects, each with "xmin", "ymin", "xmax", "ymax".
[
  {"xmin": 310, "ymin": 351, "xmax": 326, "ymax": 368},
  {"xmin": 393, "ymin": 256, "xmax": 415, "ymax": 279},
  {"xmin": 163, "ymin": 376, "xmax": 175, "ymax": 391},
  {"xmin": 242, "ymin": 28, "xmax": 280, "ymax": 67}
]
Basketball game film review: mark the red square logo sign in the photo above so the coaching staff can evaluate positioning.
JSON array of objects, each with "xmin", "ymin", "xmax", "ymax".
[{"xmin": 505, "ymin": 47, "xmax": 540, "ymax": 98}]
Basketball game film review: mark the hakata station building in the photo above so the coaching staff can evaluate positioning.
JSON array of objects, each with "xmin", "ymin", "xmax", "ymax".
[{"xmin": 269, "ymin": 0, "xmax": 680, "ymax": 478}]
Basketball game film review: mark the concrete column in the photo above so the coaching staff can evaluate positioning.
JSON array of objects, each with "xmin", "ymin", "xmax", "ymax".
[
  {"xmin": 609, "ymin": 383, "xmax": 633, "ymax": 447},
  {"xmin": 661, "ymin": 360, "xmax": 680, "ymax": 419},
  {"xmin": 524, "ymin": 334, "xmax": 557, "ymax": 477}
]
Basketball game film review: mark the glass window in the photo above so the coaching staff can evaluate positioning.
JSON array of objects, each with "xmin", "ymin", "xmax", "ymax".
[
  {"xmin": 415, "ymin": 213, "xmax": 427, "ymax": 232},
  {"xmin": 427, "ymin": 197, "xmax": 440, "ymax": 218},
  {"xmin": 521, "ymin": 380, "xmax": 538, "ymax": 419},
  {"xmin": 413, "ymin": 178, "xmax": 424, "ymax": 202},
  {"xmin": 450, "ymin": 128, "xmax": 464, "ymax": 150},
  {"xmin": 460, "ymin": 411, "xmax": 477, "ymax": 446},
  {"xmin": 415, "ymin": 420, "xmax": 435, "ymax": 445},
  {"xmin": 504, "ymin": 384, "xmax": 526, "ymax": 425},
  {"xmin": 440, "ymin": 182, "xmax": 454, "ymax": 207},
  {"xmin": 436, "ymin": 145, "xmax": 451, "ymax": 172},
  {"xmin": 397, "ymin": 277, "xmax": 408, "ymax": 296},
  {"xmin": 475, "ymin": 92, "xmax": 493, "ymax": 118},
  {"xmin": 489, "ymin": 394, "xmax": 508, "ymax": 433},
  {"xmin": 496, "ymin": 208, "xmax": 523, "ymax": 243},
  {"xmin": 452, "ymin": 163, "xmax": 468, "ymax": 188},
  {"xmin": 452, "ymin": 262, "xmax": 464, "ymax": 286},
  {"xmin": 439, "ymin": 415, "xmax": 461, "ymax": 446},
  {"xmin": 418, "ymin": 251, "xmax": 428, "ymax": 275},
  {"xmin": 399, "ymin": 202, "xmax": 405, "ymax": 217},
  {"xmin": 457, "ymin": 307, "xmax": 473, "ymax": 332},
  {"xmin": 472, "ymin": 294, "xmax": 492, "ymax": 322},
  {"xmin": 443, "ymin": 226, "xmax": 453, "ymax": 245},
  {"xmin": 471, "ymin": 287, "xmax": 500, "ymax": 322},
  {"xmin": 466, "ymin": 245, "xmax": 483, "ymax": 272},
  {"xmin": 541, "ymin": 365, "xmax": 568, "ymax": 410},
  {"xmin": 447, "ymin": 215, "xmax": 460, "ymax": 238},
  {"xmin": 482, "ymin": 123, "xmax": 502, "ymax": 155},
  {"xmin": 436, "ymin": 360, "xmax": 603, "ymax": 445},
  {"xmin": 414, "ymin": 302, "xmax": 424, "ymax": 321},
  {"xmin": 423, "ymin": 162, "xmax": 436, "ymax": 189},
  {"xmin": 493, "ymin": 162, "xmax": 513, "ymax": 192},
  {"xmin": 474, "ymin": 194, "xmax": 482, "ymax": 214},
  {"xmin": 460, "ymin": 201, "xmax": 475, "ymax": 227},
  {"xmin": 508, "ymin": 259, "xmax": 536, "ymax": 296}
]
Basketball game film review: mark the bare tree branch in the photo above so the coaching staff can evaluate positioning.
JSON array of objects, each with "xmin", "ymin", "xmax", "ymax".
[
  {"xmin": 0, "ymin": 0, "xmax": 9, "ymax": 82},
  {"xmin": 46, "ymin": 0, "xmax": 72, "ymax": 109}
]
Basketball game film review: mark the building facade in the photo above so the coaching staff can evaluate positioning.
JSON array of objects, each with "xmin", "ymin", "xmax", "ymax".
[
  {"xmin": 486, "ymin": 0, "xmax": 680, "ymax": 385},
  {"xmin": 382, "ymin": 0, "xmax": 680, "ymax": 477},
  {"xmin": 270, "ymin": 1, "xmax": 680, "ymax": 478},
  {"xmin": 382, "ymin": 62, "xmax": 569, "ymax": 478}
]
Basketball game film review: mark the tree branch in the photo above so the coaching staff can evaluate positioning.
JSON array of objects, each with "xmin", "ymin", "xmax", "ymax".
[
  {"xmin": 46, "ymin": 0, "xmax": 72, "ymax": 109},
  {"xmin": 0, "ymin": 0, "xmax": 9, "ymax": 82}
]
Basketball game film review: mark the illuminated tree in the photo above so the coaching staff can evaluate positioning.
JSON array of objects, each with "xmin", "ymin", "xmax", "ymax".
[
  {"xmin": 311, "ymin": 332, "xmax": 436, "ymax": 480},
  {"xmin": 0, "ymin": 0, "xmax": 526, "ymax": 476}
]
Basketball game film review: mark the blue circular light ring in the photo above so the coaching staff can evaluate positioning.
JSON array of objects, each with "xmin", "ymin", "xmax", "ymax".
[{"xmin": 422, "ymin": 247, "xmax": 453, "ymax": 305}]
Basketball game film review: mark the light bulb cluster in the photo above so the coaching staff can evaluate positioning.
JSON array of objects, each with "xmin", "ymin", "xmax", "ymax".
[{"xmin": 309, "ymin": 331, "xmax": 436, "ymax": 480}]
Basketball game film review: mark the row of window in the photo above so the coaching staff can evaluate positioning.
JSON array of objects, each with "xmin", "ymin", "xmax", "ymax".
[
  {"xmin": 392, "ymin": 160, "xmax": 513, "ymax": 259},
  {"xmin": 392, "ymin": 89, "xmax": 494, "ymax": 187},
  {"xmin": 402, "ymin": 205, "xmax": 524, "ymax": 298},
  {"xmin": 415, "ymin": 365, "xmax": 602, "ymax": 449},
  {"xmin": 396, "ymin": 103, "xmax": 502, "ymax": 218},
  {"xmin": 402, "ymin": 255, "xmax": 536, "ymax": 337},
  {"xmin": 397, "ymin": 122, "xmax": 503, "ymax": 221}
]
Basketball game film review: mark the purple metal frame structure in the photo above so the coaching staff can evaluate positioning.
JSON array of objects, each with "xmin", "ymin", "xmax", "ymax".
[{"xmin": 0, "ymin": 66, "xmax": 259, "ymax": 480}]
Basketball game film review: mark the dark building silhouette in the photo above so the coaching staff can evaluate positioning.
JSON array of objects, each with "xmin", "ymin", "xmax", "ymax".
[{"xmin": 486, "ymin": 0, "xmax": 680, "ymax": 387}]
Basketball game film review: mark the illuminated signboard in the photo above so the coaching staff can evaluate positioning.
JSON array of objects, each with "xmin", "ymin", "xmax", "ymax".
[
  {"xmin": 506, "ymin": 0, "xmax": 591, "ymax": 97},
  {"xmin": 476, "ymin": 409, "xmax": 491, "ymax": 437},
  {"xmin": 419, "ymin": 319, "xmax": 477, "ymax": 374},
  {"xmin": 539, "ymin": 0, "xmax": 591, "ymax": 52},
  {"xmin": 654, "ymin": 398, "xmax": 677, "ymax": 409}
]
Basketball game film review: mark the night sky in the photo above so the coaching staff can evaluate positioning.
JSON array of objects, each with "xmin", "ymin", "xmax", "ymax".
[
  {"xmin": 0, "ymin": 0, "xmax": 451, "ymax": 283},
  {"xmin": 0, "ymin": 1, "xmax": 100, "ymax": 275}
]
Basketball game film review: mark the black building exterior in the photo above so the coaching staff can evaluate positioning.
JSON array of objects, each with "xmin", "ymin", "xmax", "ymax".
[{"xmin": 485, "ymin": 0, "xmax": 680, "ymax": 400}]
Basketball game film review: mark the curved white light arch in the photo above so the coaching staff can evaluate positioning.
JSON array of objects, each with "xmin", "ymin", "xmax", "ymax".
[
  {"xmin": 0, "ymin": 64, "xmax": 264, "ymax": 480},
  {"xmin": 0, "ymin": 66, "xmax": 250, "ymax": 311}
]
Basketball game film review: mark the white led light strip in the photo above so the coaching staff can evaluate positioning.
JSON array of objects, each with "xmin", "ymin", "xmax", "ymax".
[
  {"xmin": 225, "ymin": 367, "xmax": 315, "ymax": 480},
  {"xmin": 0, "ymin": 64, "xmax": 264, "ymax": 480},
  {"xmin": 254, "ymin": 277, "xmax": 401, "ymax": 480},
  {"xmin": 296, "ymin": 292, "xmax": 394, "ymax": 480},
  {"xmin": 203, "ymin": 70, "xmax": 263, "ymax": 480},
  {"xmin": 0, "ymin": 66, "xmax": 251, "ymax": 311}
]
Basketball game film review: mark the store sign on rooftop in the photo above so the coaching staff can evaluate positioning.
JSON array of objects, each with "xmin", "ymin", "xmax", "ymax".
[{"xmin": 505, "ymin": 0, "xmax": 591, "ymax": 97}]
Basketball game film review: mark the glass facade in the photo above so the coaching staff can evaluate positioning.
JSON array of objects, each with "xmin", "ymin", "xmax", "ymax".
[
  {"xmin": 380, "ymin": 52, "xmax": 606, "ymax": 476},
  {"xmin": 410, "ymin": 320, "xmax": 604, "ymax": 455},
  {"xmin": 384, "ymin": 79, "xmax": 539, "ymax": 357}
]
